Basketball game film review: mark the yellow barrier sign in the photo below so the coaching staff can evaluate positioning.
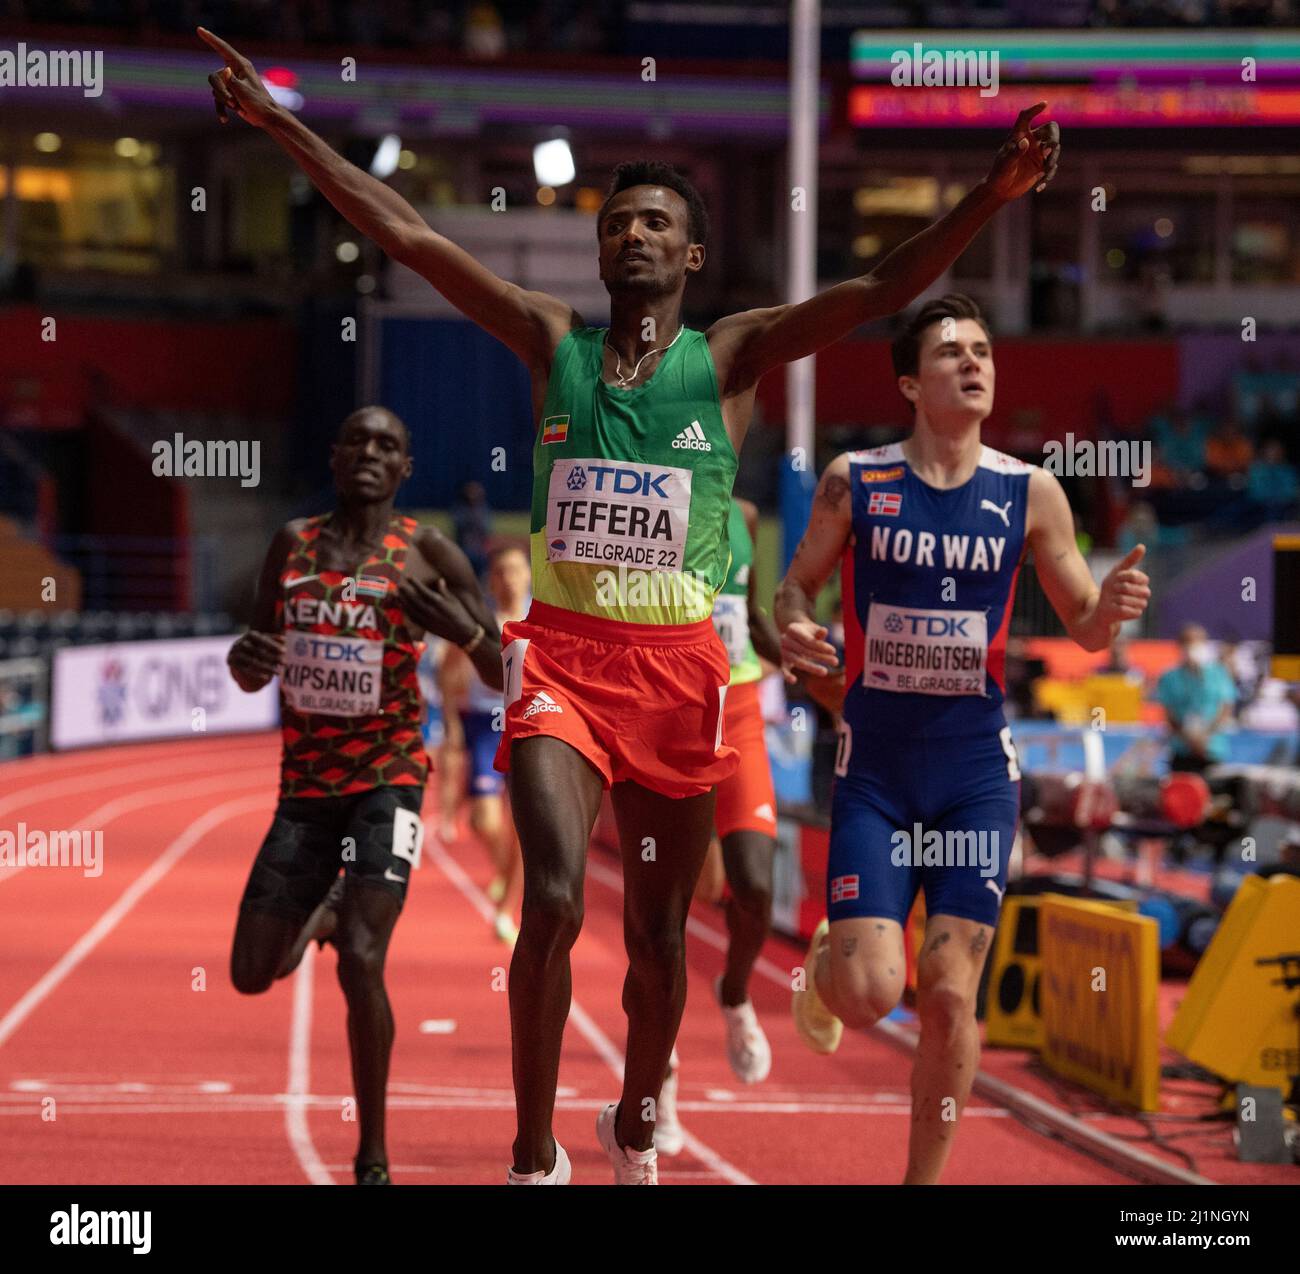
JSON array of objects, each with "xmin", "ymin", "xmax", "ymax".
[
  {"xmin": 1168, "ymin": 874, "xmax": 1300, "ymax": 1095},
  {"xmin": 1040, "ymin": 896, "xmax": 1161, "ymax": 1110}
]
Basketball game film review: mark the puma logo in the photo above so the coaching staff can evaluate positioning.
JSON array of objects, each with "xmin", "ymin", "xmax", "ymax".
[
  {"xmin": 985, "ymin": 879, "xmax": 1005, "ymax": 901},
  {"xmin": 981, "ymin": 499, "xmax": 1012, "ymax": 528}
]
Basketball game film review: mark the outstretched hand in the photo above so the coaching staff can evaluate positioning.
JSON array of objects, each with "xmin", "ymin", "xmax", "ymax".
[
  {"xmin": 986, "ymin": 103, "xmax": 1061, "ymax": 201},
  {"xmin": 198, "ymin": 27, "xmax": 278, "ymax": 127}
]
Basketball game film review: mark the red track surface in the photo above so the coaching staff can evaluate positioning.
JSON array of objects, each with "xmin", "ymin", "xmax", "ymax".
[{"xmin": 3, "ymin": 733, "xmax": 1154, "ymax": 1184}]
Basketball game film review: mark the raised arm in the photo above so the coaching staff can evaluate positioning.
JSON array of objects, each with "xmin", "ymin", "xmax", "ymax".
[
  {"xmin": 711, "ymin": 105, "xmax": 1060, "ymax": 394},
  {"xmin": 1027, "ymin": 467, "xmax": 1150, "ymax": 652},
  {"xmin": 199, "ymin": 28, "xmax": 577, "ymax": 372}
]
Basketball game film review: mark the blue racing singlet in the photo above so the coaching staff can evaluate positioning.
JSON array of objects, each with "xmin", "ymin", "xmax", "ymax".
[{"xmin": 839, "ymin": 443, "xmax": 1031, "ymax": 751}]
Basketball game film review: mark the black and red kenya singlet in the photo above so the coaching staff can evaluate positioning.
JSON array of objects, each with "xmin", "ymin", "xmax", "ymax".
[{"xmin": 274, "ymin": 514, "xmax": 428, "ymax": 798}]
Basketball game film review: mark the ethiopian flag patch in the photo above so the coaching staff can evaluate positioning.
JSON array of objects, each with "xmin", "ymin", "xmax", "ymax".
[{"xmin": 541, "ymin": 415, "xmax": 570, "ymax": 445}]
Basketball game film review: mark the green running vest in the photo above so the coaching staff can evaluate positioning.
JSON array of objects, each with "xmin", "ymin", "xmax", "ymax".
[
  {"xmin": 530, "ymin": 326, "xmax": 738, "ymax": 626},
  {"xmin": 712, "ymin": 498, "xmax": 762, "ymax": 686}
]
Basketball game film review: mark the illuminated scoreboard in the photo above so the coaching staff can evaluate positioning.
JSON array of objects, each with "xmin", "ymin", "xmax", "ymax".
[{"xmin": 849, "ymin": 31, "xmax": 1300, "ymax": 128}]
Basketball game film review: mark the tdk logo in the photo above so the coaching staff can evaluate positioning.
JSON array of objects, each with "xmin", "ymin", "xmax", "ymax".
[
  {"xmin": 894, "ymin": 614, "xmax": 971, "ymax": 638},
  {"xmin": 296, "ymin": 637, "xmax": 367, "ymax": 661},
  {"xmin": 585, "ymin": 464, "xmax": 671, "ymax": 498}
]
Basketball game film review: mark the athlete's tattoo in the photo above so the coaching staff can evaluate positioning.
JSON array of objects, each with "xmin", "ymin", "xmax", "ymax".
[
  {"xmin": 840, "ymin": 936, "xmax": 858, "ymax": 957},
  {"xmin": 818, "ymin": 473, "xmax": 850, "ymax": 512},
  {"xmin": 875, "ymin": 922, "xmax": 886, "ymax": 933},
  {"xmin": 924, "ymin": 930, "xmax": 952, "ymax": 957},
  {"xmin": 970, "ymin": 929, "xmax": 989, "ymax": 958}
]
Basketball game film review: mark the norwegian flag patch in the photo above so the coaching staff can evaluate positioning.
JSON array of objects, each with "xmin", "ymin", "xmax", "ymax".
[
  {"xmin": 868, "ymin": 491, "xmax": 902, "ymax": 517},
  {"xmin": 830, "ymin": 874, "xmax": 860, "ymax": 903}
]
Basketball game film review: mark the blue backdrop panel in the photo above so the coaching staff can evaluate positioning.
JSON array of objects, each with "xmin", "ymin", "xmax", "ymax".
[{"xmin": 377, "ymin": 317, "xmax": 534, "ymax": 510}]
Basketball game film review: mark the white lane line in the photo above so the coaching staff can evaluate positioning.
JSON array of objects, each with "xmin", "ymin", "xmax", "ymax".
[
  {"xmin": 0, "ymin": 751, "xmax": 269, "ymax": 820},
  {"xmin": 285, "ymin": 945, "xmax": 333, "ymax": 1185},
  {"xmin": 0, "ymin": 734, "xmax": 272, "ymax": 793},
  {"xmin": 426, "ymin": 830, "xmax": 757, "ymax": 1186},
  {"xmin": 0, "ymin": 1096, "xmax": 1008, "ymax": 1118},
  {"xmin": 0, "ymin": 793, "xmax": 268, "ymax": 1047},
  {"xmin": 0, "ymin": 765, "xmax": 270, "ymax": 884}
]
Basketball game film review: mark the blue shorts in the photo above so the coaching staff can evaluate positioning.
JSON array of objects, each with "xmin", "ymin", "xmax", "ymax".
[
  {"xmin": 463, "ymin": 709, "xmax": 505, "ymax": 798},
  {"xmin": 827, "ymin": 725, "xmax": 1020, "ymax": 929}
]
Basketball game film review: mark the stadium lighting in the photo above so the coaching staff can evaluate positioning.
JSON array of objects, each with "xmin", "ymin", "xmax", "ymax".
[
  {"xmin": 533, "ymin": 138, "xmax": 575, "ymax": 188},
  {"xmin": 114, "ymin": 137, "xmax": 140, "ymax": 158},
  {"xmin": 336, "ymin": 241, "xmax": 360, "ymax": 263},
  {"xmin": 263, "ymin": 67, "xmax": 304, "ymax": 112},
  {"xmin": 34, "ymin": 132, "xmax": 61, "ymax": 153},
  {"xmin": 369, "ymin": 134, "xmax": 402, "ymax": 181}
]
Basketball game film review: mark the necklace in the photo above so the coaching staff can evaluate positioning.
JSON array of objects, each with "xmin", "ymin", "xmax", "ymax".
[{"xmin": 604, "ymin": 324, "xmax": 683, "ymax": 388}]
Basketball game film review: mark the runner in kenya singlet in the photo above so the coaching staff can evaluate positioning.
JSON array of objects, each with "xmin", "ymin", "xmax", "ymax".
[{"xmin": 276, "ymin": 513, "xmax": 429, "ymax": 798}]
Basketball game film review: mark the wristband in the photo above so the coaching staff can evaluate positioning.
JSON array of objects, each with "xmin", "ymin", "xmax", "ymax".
[{"xmin": 460, "ymin": 624, "xmax": 486, "ymax": 655}]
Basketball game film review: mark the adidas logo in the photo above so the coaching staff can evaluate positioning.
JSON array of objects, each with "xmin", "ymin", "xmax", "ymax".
[
  {"xmin": 671, "ymin": 420, "xmax": 712, "ymax": 452},
  {"xmin": 523, "ymin": 691, "xmax": 563, "ymax": 720}
]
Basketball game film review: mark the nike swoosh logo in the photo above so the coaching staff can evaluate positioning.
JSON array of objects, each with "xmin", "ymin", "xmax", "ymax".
[{"xmin": 384, "ymin": 867, "xmax": 405, "ymax": 884}]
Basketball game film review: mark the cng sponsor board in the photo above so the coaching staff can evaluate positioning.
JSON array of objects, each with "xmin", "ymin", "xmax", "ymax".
[
  {"xmin": 1040, "ymin": 895, "xmax": 1160, "ymax": 1111},
  {"xmin": 52, "ymin": 637, "xmax": 278, "ymax": 749}
]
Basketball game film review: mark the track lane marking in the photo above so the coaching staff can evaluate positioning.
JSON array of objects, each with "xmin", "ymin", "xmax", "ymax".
[{"xmin": 426, "ymin": 828, "xmax": 757, "ymax": 1186}]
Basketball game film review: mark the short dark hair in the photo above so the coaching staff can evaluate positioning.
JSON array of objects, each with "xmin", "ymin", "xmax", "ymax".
[
  {"xmin": 890, "ymin": 294, "xmax": 991, "ymax": 380},
  {"xmin": 337, "ymin": 405, "xmax": 410, "ymax": 454},
  {"xmin": 597, "ymin": 160, "xmax": 709, "ymax": 248}
]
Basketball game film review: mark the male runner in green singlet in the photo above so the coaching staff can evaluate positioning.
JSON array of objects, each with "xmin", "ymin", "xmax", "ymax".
[{"xmin": 203, "ymin": 26, "xmax": 1060, "ymax": 1184}]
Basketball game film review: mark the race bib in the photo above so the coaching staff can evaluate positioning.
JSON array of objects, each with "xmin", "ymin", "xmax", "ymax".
[
  {"xmin": 545, "ymin": 458, "xmax": 691, "ymax": 572},
  {"xmin": 863, "ymin": 602, "xmax": 987, "ymax": 696},
  {"xmin": 281, "ymin": 631, "xmax": 383, "ymax": 716},
  {"xmin": 711, "ymin": 594, "xmax": 751, "ymax": 666}
]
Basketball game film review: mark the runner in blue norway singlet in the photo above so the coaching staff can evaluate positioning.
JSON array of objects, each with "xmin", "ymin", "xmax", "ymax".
[{"xmin": 829, "ymin": 442, "xmax": 1030, "ymax": 928}]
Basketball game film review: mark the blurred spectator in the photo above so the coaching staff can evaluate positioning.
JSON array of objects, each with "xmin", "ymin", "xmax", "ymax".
[
  {"xmin": 1116, "ymin": 499, "xmax": 1188, "ymax": 551},
  {"xmin": 1245, "ymin": 438, "xmax": 1300, "ymax": 521},
  {"xmin": 1156, "ymin": 623, "xmax": 1237, "ymax": 773},
  {"xmin": 452, "ymin": 480, "xmax": 493, "ymax": 581},
  {"xmin": 1153, "ymin": 406, "xmax": 1208, "ymax": 480},
  {"xmin": 1204, "ymin": 418, "xmax": 1254, "ymax": 480}
]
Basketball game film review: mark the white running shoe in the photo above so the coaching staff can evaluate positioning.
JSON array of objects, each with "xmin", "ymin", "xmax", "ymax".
[
  {"xmin": 596, "ymin": 1103, "xmax": 658, "ymax": 1184},
  {"xmin": 506, "ymin": 1140, "xmax": 571, "ymax": 1185},
  {"xmin": 653, "ymin": 1048, "xmax": 685, "ymax": 1157},
  {"xmin": 493, "ymin": 911, "xmax": 519, "ymax": 946},
  {"xmin": 715, "ymin": 976, "xmax": 772, "ymax": 1084}
]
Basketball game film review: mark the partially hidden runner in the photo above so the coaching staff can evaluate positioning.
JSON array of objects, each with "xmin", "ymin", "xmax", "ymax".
[
  {"xmin": 439, "ymin": 543, "xmax": 531, "ymax": 945},
  {"xmin": 655, "ymin": 497, "xmax": 783, "ymax": 1155}
]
